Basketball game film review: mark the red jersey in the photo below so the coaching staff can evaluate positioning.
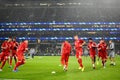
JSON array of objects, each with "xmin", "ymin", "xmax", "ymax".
[
  {"xmin": 97, "ymin": 42, "xmax": 108, "ymax": 59},
  {"xmin": 98, "ymin": 42, "xmax": 107, "ymax": 53},
  {"xmin": 17, "ymin": 41, "xmax": 28, "ymax": 53},
  {"xmin": 88, "ymin": 42, "xmax": 97, "ymax": 55},
  {"xmin": 62, "ymin": 41, "xmax": 71, "ymax": 54},
  {"xmin": 1, "ymin": 40, "xmax": 12, "ymax": 53},
  {"xmin": 74, "ymin": 39, "xmax": 84, "ymax": 50},
  {"xmin": 11, "ymin": 41, "xmax": 19, "ymax": 52}
]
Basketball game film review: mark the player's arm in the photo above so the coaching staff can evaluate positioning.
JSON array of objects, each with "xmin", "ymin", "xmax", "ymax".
[
  {"xmin": 1, "ymin": 46, "xmax": 7, "ymax": 49},
  {"xmin": 80, "ymin": 41, "xmax": 86, "ymax": 47},
  {"xmin": 92, "ymin": 42, "xmax": 97, "ymax": 48},
  {"xmin": 60, "ymin": 43, "xmax": 64, "ymax": 54},
  {"xmin": 97, "ymin": 46, "xmax": 101, "ymax": 50},
  {"xmin": 1, "ymin": 43, "xmax": 7, "ymax": 49},
  {"xmin": 25, "ymin": 48, "xmax": 28, "ymax": 51},
  {"xmin": 97, "ymin": 44, "xmax": 101, "ymax": 50}
]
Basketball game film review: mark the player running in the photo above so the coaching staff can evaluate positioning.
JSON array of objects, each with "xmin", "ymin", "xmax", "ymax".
[
  {"xmin": 97, "ymin": 39, "xmax": 108, "ymax": 68},
  {"xmin": 61, "ymin": 41, "xmax": 71, "ymax": 71},
  {"xmin": 74, "ymin": 35, "xmax": 85, "ymax": 72},
  {"xmin": 87, "ymin": 38, "xmax": 97, "ymax": 69},
  {"xmin": 9, "ymin": 37, "xmax": 19, "ymax": 67},
  {"xmin": 109, "ymin": 40, "xmax": 116, "ymax": 66},
  {"xmin": 13, "ymin": 40, "xmax": 28, "ymax": 72},
  {"xmin": 0, "ymin": 37, "xmax": 12, "ymax": 71}
]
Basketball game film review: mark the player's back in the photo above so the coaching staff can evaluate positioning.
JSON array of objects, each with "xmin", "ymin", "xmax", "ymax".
[
  {"xmin": 88, "ymin": 42, "xmax": 95, "ymax": 53},
  {"xmin": 2, "ymin": 41, "xmax": 11, "ymax": 52},
  {"xmin": 11, "ymin": 41, "xmax": 19, "ymax": 50},
  {"xmin": 63, "ymin": 41, "xmax": 71, "ymax": 53},
  {"xmin": 17, "ymin": 42, "xmax": 27, "ymax": 52},
  {"xmin": 75, "ymin": 39, "xmax": 84, "ymax": 50}
]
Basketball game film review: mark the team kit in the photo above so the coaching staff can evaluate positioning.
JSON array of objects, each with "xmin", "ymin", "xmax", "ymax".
[{"xmin": 0, "ymin": 35, "xmax": 115, "ymax": 72}]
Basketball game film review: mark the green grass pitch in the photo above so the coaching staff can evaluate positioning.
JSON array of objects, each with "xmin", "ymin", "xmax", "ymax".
[{"xmin": 0, "ymin": 55, "xmax": 120, "ymax": 80}]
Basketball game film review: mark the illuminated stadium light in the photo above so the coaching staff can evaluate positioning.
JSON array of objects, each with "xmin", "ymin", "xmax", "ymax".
[
  {"xmin": 1, "ymin": 22, "xmax": 120, "ymax": 26},
  {"xmin": 0, "ymin": 28, "xmax": 119, "ymax": 31},
  {"xmin": 0, "ymin": 37, "xmax": 120, "ymax": 41}
]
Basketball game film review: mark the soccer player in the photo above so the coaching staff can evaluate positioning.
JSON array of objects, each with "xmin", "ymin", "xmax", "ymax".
[
  {"xmin": 109, "ymin": 40, "xmax": 116, "ymax": 66},
  {"xmin": 88, "ymin": 38, "xmax": 97, "ymax": 69},
  {"xmin": 9, "ymin": 37, "xmax": 19, "ymax": 67},
  {"xmin": 74, "ymin": 35, "xmax": 85, "ymax": 72},
  {"xmin": 0, "ymin": 37, "xmax": 12, "ymax": 71},
  {"xmin": 97, "ymin": 39, "xmax": 108, "ymax": 68},
  {"xmin": 61, "ymin": 41, "xmax": 71, "ymax": 71},
  {"xmin": 13, "ymin": 40, "xmax": 28, "ymax": 72}
]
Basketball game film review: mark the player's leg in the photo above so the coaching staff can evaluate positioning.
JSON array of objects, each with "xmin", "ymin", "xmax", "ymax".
[
  {"xmin": 77, "ymin": 51, "xmax": 84, "ymax": 72},
  {"xmin": 97, "ymin": 53, "xmax": 100, "ymax": 65},
  {"xmin": 32, "ymin": 54, "xmax": 34, "ymax": 58},
  {"xmin": 61, "ymin": 54, "xmax": 65, "ymax": 66},
  {"xmin": 64, "ymin": 53, "xmax": 69, "ymax": 71},
  {"xmin": 102, "ymin": 57, "xmax": 106, "ymax": 68},
  {"xmin": 0, "ymin": 56, "xmax": 8, "ymax": 71},
  {"xmin": 76, "ymin": 51, "xmax": 82, "ymax": 69},
  {"xmin": 13, "ymin": 54, "xmax": 22, "ymax": 72},
  {"xmin": 61, "ymin": 54, "xmax": 68, "ymax": 71},
  {"xmin": 111, "ymin": 57, "xmax": 115, "ymax": 65},
  {"xmin": 90, "ymin": 55, "xmax": 96, "ymax": 69},
  {"xmin": 104, "ymin": 53, "xmax": 107, "ymax": 66},
  {"xmin": 102, "ymin": 59, "xmax": 105, "ymax": 67},
  {"xmin": 78, "ymin": 56, "xmax": 83, "ymax": 68},
  {"xmin": 20, "ymin": 58, "xmax": 25, "ymax": 66},
  {"xmin": 110, "ymin": 51, "xmax": 115, "ymax": 65},
  {"xmin": 13, "ymin": 61, "xmax": 21, "ymax": 72},
  {"xmin": 14, "ymin": 55, "xmax": 17, "ymax": 64},
  {"xmin": 0, "ymin": 52, "xmax": 4, "ymax": 64},
  {"xmin": 9, "ymin": 54, "xmax": 13, "ymax": 67}
]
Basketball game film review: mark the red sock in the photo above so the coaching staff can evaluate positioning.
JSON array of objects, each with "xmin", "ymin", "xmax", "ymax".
[
  {"xmin": 78, "ymin": 58, "xmax": 83, "ymax": 68},
  {"xmin": 14, "ymin": 56, "xmax": 17, "ymax": 64},
  {"xmin": 14, "ymin": 62, "xmax": 21, "ymax": 70},
  {"xmin": 10, "ymin": 56, "xmax": 12, "ymax": 65},
  {"xmin": 0, "ymin": 60, "xmax": 6, "ymax": 69},
  {"xmin": 7, "ymin": 59, "xmax": 9, "ymax": 65},
  {"xmin": 21, "ymin": 60, "xmax": 25, "ymax": 65},
  {"xmin": 61, "ymin": 58, "xmax": 65, "ymax": 66},
  {"xmin": 65, "ymin": 62, "xmax": 68, "ymax": 68},
  {"xmin": 102, "ymin": 61, "xmax": 104, "ymax": 66}
]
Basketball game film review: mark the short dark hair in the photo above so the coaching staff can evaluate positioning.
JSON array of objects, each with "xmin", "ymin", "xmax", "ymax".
[
  {"xmin": 101, "ymin": 37, "xmax": 104, "ymax": 40},
  {"xmin": 8, "ymin": 37, "xmax": 12, "ymax": 39},
  {"xmin": 88, "ymin": 38, "xmax": 92, "ymax": 40}
]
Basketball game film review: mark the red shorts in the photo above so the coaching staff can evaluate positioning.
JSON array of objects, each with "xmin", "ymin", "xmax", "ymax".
[
  {"xmin": 16, "ymin": 51, "xmax": 25, "ymax": 62},
  {"xmin": 11, "ymin": 50, "xmax": 17, "ymax": 57},
  {"xmin": 98, "ymin": 52, "xmax": 101, "ymax": 58},
  {"xmin": 98, "ymin": 52, "xmax": 107, "ymax": 60},
  {"xmin": 76, "ymin": 49, "xmax": 83, "ymax": 58},
  {"xmin": 0, "ymin": 52, "xmax": 9, "ymax": 61},
  {"xmin": 61, "ymin": 53, "xmax": 70, "ymax": 63},
  {"xmin": 90, "ymin": 52, "xmax": 96, "ymax": 58}
]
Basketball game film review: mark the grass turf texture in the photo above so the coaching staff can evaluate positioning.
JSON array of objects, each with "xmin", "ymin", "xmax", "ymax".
[{"xmin": 0, "ymin": 56, "xmax": 120, "ymax": 80}]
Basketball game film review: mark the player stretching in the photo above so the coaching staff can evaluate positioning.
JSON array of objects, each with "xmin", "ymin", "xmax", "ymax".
[
  {"xmin": 13, "ymin": 40, "xmax": 28, "ymax": 72},
  {"xmin": 61, "ymin": 41, "xmax": 71, "ymax": 71},
  {"xmin": 109, "ymin": 40, "xmax": 116, "ymax": 66},
  {"xmin": 0, "ymin": 37, "xmax": 12, "ymax": 71},
  {"xmin": 97, "ymin": 39, "xmax": 108, "ymax": 68},
  {"xmin": 9, "ymin": 37, "xmax": 19, "ymax": 67},
  {"xmin": 88, "ymin": 38, "xmax": 97, "ymax": 69},
  {"xmin": 74, "ymin": 35, "xmax": 85, "ymax": 72}
]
